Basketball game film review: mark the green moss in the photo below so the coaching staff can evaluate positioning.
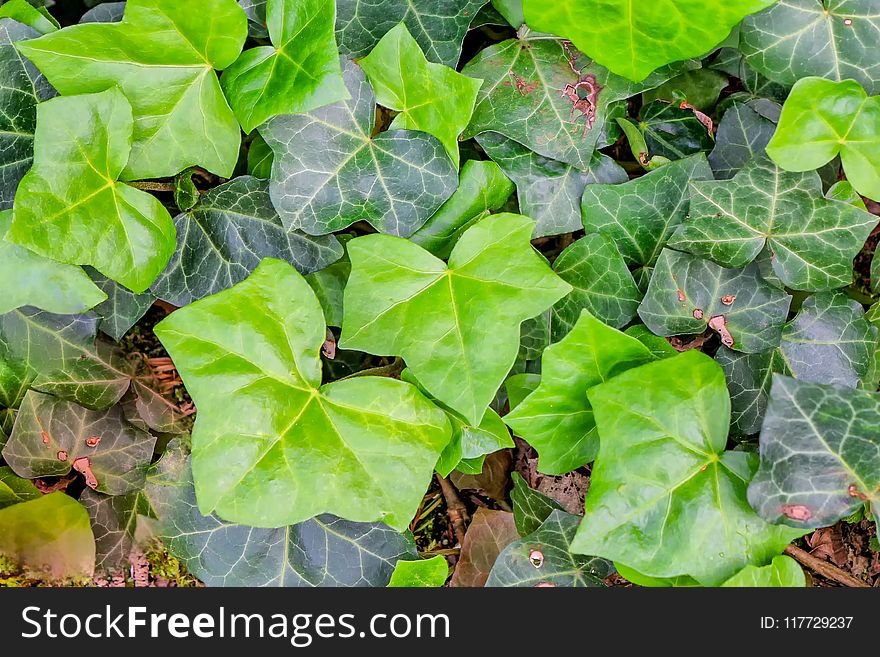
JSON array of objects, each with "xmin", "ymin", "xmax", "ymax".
[{"xmin": 145, "ymin": 543, "xmax": 200, "ymax": 587}]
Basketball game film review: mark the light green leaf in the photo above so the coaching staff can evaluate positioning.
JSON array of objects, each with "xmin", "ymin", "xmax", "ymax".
[
  {"xmin": 709, "ymin": 102, "xmax": 778, "ymax": 180},
  {"xmin": 16, "ymin": 0, "xmax": 247, "ymax": 179},
  {"xmin": 247, "ymin": 133, "xmax": 273, "ymax": 179},
  {"xmin": 434, "ymin": 404, "xmax": 513, "ymax": 478},
  {"xmin": 0, "ymin": 18, "xmax": 55, "ymax": 210},
  {"xmin": 551, "ymin": 233, "xmax": 642, "ymax": 337},
  {"xmin": 487, "ymin": 509, "xmax": 612, "ymax": 587},
  {"xmin": 261, "ymin": 58, "xmax": 457, "ymax": 237},
  {"xmin": 748, "ymin": 376, "xmax": 880, "ymax": 530},
  {"xmin": 505, "ymin": 372, "xmax": 540, "ymax": 410},
  {"xmin": 155, "ymin": 258, "xmax": 452, "ymax": 530},
  {"xmin": 476, "ymin": 131, "xmax": 627, "ymax": 238},
  {"xmin": 510, "ymin": 471, "xmax": 564, "ymax": 536},
  {"xmin": 741, "ymin": 0, "xmax": 880, "ymax": 95},
  {"xmin": 718, "ymin": 292, "xmax": 877, "ymax": 436},
  {"xmin": 624, "ymin": 325, "xmax": 678, "ymax": 360},
  {"xmin": 342, "ymin": 213, "xmax": 571, "ymax": 425},
  {"xmin": 2, "ymin": 390, "xmax": 156, "ymax": 495},
  {"xmin": 222, "ymin": 0, "xmax": 347, "ymax": 134},
  {"xmin": 614, "ymin": 562, "xmax": 700, "ymax": 587},
  {"xmin": 582, "ymin": 154, "xmax": 713, "ymax": 289},
  {"xmin": 388, "ymin": 556, "xmax": 448, "ymax": 587},
  {"xmin": 721, "ymin": 555, "xmax": 806, "ymax": 587},
  {"xmin": 491, "ymin": 0, "xmax": 524, "ymax": 27},
  {"xmin": 766, "ymin": 77, "xmax": 880, "ymax": 201},
  {"xmin": 359, "ymin": 22, "xmax": 482, "ymax": 168},
  {"xmin": 7, "ymin": 88, "xmax": 175, "ymax": 293},
  {"xmin": 638, "ymin": 249, "xmax": 792, "ymax": 353},
  {"xmin": 0, "ymin": 210, "xmax": 106, "ymax": 315},
  {"xmin": 151, "ymin": 176, "xmax": 342, "ymax": 307},
  {"xmin": 173, "ymin": 168, "xmax": 199, "ymax": 213},
  {"xmin": 670, "ymin": 152, "xmax": 878, "ymax": 290},
  {"xmin": 521, "ymin": 0, "xmax": 776, "ymax": 82},
  {"xmin": 305, "ymin": 257, "xmax": 350, "ymax": 328},
  {"xmin": 0, "ymin": 0, "xmax": 56, "ymax": 34},
  {"xmin": 462, "ymin": 31, "xmax": 695, "ymax": 170},
  {"xmin": 572, "ymin": 351, "xmax": 804, "ymax": 586},
  {"xmin": 504, "ymin": 311, "xmax": 656, "ymax": 475},
  {"xmin": 0, "ymin": 465, "xmax": 40, "ymax": 509},
  {"xmin": 0, "ymin": 492, "xmax": 95, "ymax": 579},
  {"xmin": 336, "ymin": 0, "xmax": 486, "ymax": 67},
  {"xmin": 145, "ymin": 440, "xmax": 419, "ymax": 586}
]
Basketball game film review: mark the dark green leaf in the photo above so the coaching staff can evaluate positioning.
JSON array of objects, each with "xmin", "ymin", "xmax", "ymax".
[
  {"xmin": 87, "ymin": 268, "xmax": 156, "ymax": 342},
  {"xmin": 709, "ymin": 102, "xmax": 778, "ymax": 180},
  {"xmin": 639, "ymin": 101, "xmax": 714, "ymax": 161},
  {"xmin": 81, "ymin": 487, "xmax": 152, "ymax": 571},
  {"xmin": 510, "ymin": 471, "xmax": 563, "ymax": 536},
  {"xmin": 642, "ymin": 68, "xmax": 729, "ymax": 111}
]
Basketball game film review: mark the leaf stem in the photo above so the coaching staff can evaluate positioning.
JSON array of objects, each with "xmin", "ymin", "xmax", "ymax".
[
  {"xmin": 784, "ymin": 545, "xmax": 870, "ymax": 588},
  {"xmin": 436, "ymin": 474, "xmax": 469, "ymax": 546}
]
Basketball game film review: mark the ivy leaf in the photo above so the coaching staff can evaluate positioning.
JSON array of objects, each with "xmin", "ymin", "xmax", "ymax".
[
  {"xmin": 582, "ymin": 154, "xmax": 714, "ymax": 288},
  {"xmin": 145, "ymin": 441, "xmax": 419, "ymax": 586},
  {"xmin": 748, "ymin": 376, "xmax": 880, "ymax": 530},
  {"xmin": 766, "ymin": 77, "xmax": 880, "ymax": 202},
  {"xmin": 0, "ymin": 465, "xmax": 40, "ymax": 509},
  {"xmin": 410, "ymin": 159, "xmax": 515, "ymax": 259},
  {"xmin": 305, "ymin": 257, "xmax": 350, "ymax": 328},
  {"xmin": 80, "ymin": 488, "xmax": 152, "ymax": 571},
  {"xmin": 449, "ymin": 508, "xmax": 519, "ymax": 587},
  {"xmin": 741, "ymin": 0, "xmax": 880, "ymax": 95},
  {"xmin": 638, "ymin": 249, "xmax": 792, "ymax": 354},
  {"xmin": 0, "ymin": 0, "xmax": 56, "ymax": 34},
  {"xmin": 510, "ymin": 471, "xmax": 564, "ymax": 536},
  {"xmin": 709, "ymin": 102, "xmax": 778, "ymax": 180},
  {"xmin": 151, "ymin": 176, "xmax": 342, "ymax": 307},
  {"xmin": 721, "ymin": 555, "xmax": 806, "ymax": 587},
  {"xmin": 87, "ymin": 268, "xmax": 156, "ymax": 342},
  {"xmin": 462, "ymin": 32, "xmax": 694, "ymax": 170},
  {"xmin": 521, "ymin": 0, "xmax": 776, "ymax": 82},
  {"xmin": 261, "ymin": 58, "xmax": 457, "ymax": 237},
  {"xmin": 336, "ymin": 0, "xmax": 485, "ymax": 67},
  {"xmin": 624, "ymin": 324, "xmax": 678, "ymax": 360},
  {"xmin": 0, "ymin": 18, "xmax": 54, "ymax": 210},
  {"xmin": 551, "ymin": 233, "xmax": 642, "ymax": 337},
  {"xmin": 642, "ymin": 68, "xmax": 730, "ymax": 111},
  {"xmin": 80, "ymin": 1, "xmax": 126, "ymax": 23},
  {"xmin": 669, "ymin": 153, "xmax": 878, "ymax": 290},
  {"xmin": 387, "ymin": 556, "xmax": 448, "ymax": 587},
  {"xmin": 614, "ymin": 563, "xmax": 699, "ymax": 587},
  {"xmin": 239, "ymin": 0, "xmax": 267, "ymax": 37},
  {"xmin": 7, "ymin": 89, "xmax": 175, "ymax": 294},
  {"xmin": 247, "ymin": 133, "xmax": 274, "ymax": 179},
  {"xmin": 0, "ymin": 210, "xmax": 106, "ymax": 315},
  {"xmin": 476, "ymin": 131, "xmax": 627, "ymax": 238},
  {"xmin": 155, "ymin": 258, "xmax": 451, "ymax": 530},
  {"xmin": 222, "ymin": 0, "xmax": 348, "ymax": 134},
  {"xmin": 571, "ymin": 351, "xmax": 804, "ymax": 586},
  {"xmin": 359, "ymin": 22, "xmax": 482, "ymax": 168},
  {"xmin": 434, "ymin": 405, "xmax": 513, "ymax": 478},
  {"xmin": 342, "ymin": 214, "xmax": 571, "ymax": 425},
  {"xmin": 638, "ymin": 101, "xmax": 715, "ymax": 161},
  {"xmin": 2, "ymin": 390, "xmax": 156, "ymax": 495},
  {"xmin": 718, "ymin": 292, "xmax": 878, "ymax": 436},
  {"xmin": 0, "ymin": 492, "xmax": 95, "ymax": 579},
  {"xmin": 16, "ymin": 0, "xmax": 247, "ymax": 180},
  {"xmin": 487, "ymin": 509, "xmax": 612, "ymax": 587},
  {"xmin": 504, "ymin": 311, "xmax": 656, "ymax": 475}
]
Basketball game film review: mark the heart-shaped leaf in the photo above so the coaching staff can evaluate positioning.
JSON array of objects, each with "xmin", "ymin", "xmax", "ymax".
[
  {"xmin": 718, "ymin": 292, "xmax": 877, "ymax": 436},
  {"xmin": 261, "ymin": 58, "xmax": 457, "ymax": 237},
  {"xmin": 551, "ymin": 234, "xmax": 642, "ymax": 337},
  {"xmin": 2, "ymin": 390, "xmax": 156, "ymax": 495},
  {"xmin": 410, "ymin": 159, "xmax": 515, "ymax": 259},
  {"xmin": 0, "ymin": 492, "xmax": 95, "ymax": 579},
  {"xmin": 359, "ymin": 22, "xmax": 482, "ymax": 168},
  {"xmin": 638, "ymin": 249, "xmax": 792, "ymax": 353},
  {"xmin": 155, "ymin": 258, "xmax": 452, "ymax": 530},
  {"xmin": 748, "ymin": 376, "xmax": 880, "ymax": 530},
  {"xmin": 7, "ymin": 88, "xmax": 175, "ymax": 293},
  {"xmin": 669, "ymin": 153, "xmax": 878, "ymax": 290},
  {"xmin": 721, "ymin": 555, "xmax": 806, "ymax": 587},
  {"xmin": 87, "ymin": 268, "xmax": 156, "ymax": 342},
  {"xmin": 638, "ymin": 101, "xmax": 715, "ymax": 161},
  {"xmin": 449, "ymin": 508, "xmax": 519, "ymax": 587},
  {"xmin": 151, "ymin": 176, "xmax": 342, "ymax": 307},
  {"xmin": 504, "ymin": 311, "xmax": 656, "ymax": 474},
  {"xmin": 582, "ymin": 154, "xmax": 714, "ymax": 288},
  {"xmin": 766, "ymin": 77, "xmax": 880, "ymax": 201},
  {"xmin": 16, "ymin": 0, "xmax": 247, "ymax": 179},
  {"xmin": 222, "ymin": 0, "xmax": 348, "ymax": 133},
  {"xmin": 0, "ymin": 210, "xmax": 106, "ymax": 315},
  {"xmin": 462, "ymin": 31, "xmax": 692, "ymax": 170},
  {"xmin": 80, "ymin": 487, "xmax": 153, "ymax": 571},
  {"xmin": 487, "ymin": 509, "xmax": 612, "ymax": 587},
  {"xmin": 145, "ymin": 440, "xmax": 419, "ymax": 586},
  {"xmin": 476, "ymin": 131, "xmax": 627, "ymax": 238},
  {"xmin": 0, "ymin": 18, "xmax": 54, "ymax": 210},
  {"xmin": 342, "ymin": 213, "xmax": 571, "ymax": 425},
  {"xmin": 434, "ymin": 405, "xmax": 513, "ymax": 478},
  {"xmin": 510, "ymin": 472, "xmax": 564, "ymax": 537},
  {"xmin": 0, "ymin": 466, "xmax": 40, "ymax": 509},
  {"xmin": 709, "ymin": 102, "xmax": 778, "ymax": 180},
  {"xmin": 336, "ymin": 0, "xmax": 485, "ymax": 67},
  {"xmin": 521, "ymin": 0, "xmax": 776, "ymax": 82},
  {"xmin": 387, "ymin": 556, "xmax": 448, "ymax": 587},
  {"xmin": 741, "ymin": 0, "xmax": 880, "ymax": 95},
  {"xmin": 571, "ymin": 351, "xmax": 804, "ymax": 586}
]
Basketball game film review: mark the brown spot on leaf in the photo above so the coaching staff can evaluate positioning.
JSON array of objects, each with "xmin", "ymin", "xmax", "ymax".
[
  {"xmin": 848, "ymin": 484, "xmax": 869, "ymax": 501},
  {"xmin": 721, "ymin": 295, "xmax": 736, "ymax": 305},
  {"xmin": 638, "ymin": 152, "xmax": 651, "ymax": 167},
  {"xmin": 677, "ymin": 288, "xmax": 686, "ymax": 302},
  {"xmin": 85, "ymin": 436, "xmax": 101, "ymax": 448},
  {"xmin": 708, "ymin": 314, "xmax": 735, "ymax": 347},
  {"xmin": 40, "ymin": 431, "xmax": 50, "ymax": 446},
  {"xmin": 781, "ymin": 504, "xmax": 812, "ymax": 522},
  {"xmin": 693, "ymin": 308, "xmax": 704, "ymax": 320},
  {"xmin": 534, "ymin": 582, "xmax": 556, "ymax": 587},
  {"xmin": 509, "ymin": 71, "xmax": 538, "ymax": 96},
  {"xmin": 72, "ymin": 457, "xmax": 98, "ymax": 490},
  {"xmin": 56, "ymin": 450, "xmax": 68, "ymax": 462},
  {"xmin": 680, "ymin": 101, "xmax": 714, "ymax": 133},
  {"xmin": 529, "ymin": 549, "xmax": 545, "ymax": 569},
  {"xmin": 322, "ymin": 329, "xmax": 337, "ymax": 360}
]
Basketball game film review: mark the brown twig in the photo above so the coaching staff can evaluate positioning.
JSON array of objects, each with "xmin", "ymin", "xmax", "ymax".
[
  {"xmin": 784, "ymin": 545, "xmax": 870, "ymax": 588},
  {"xmin": 436, "ymin": 474, "xmax": 469, "ymax": 546}
]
